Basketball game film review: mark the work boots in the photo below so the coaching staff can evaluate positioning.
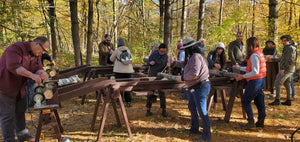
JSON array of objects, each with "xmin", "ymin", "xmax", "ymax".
[
  {"xmin": 269, "ymin": 99, "xmax": 281, "ymax": 106},
  {"xmin": 255, "ymin": 119, "xmax": 265, "ymax": 128},
  {"xmin": 241, "ymin": 119, "xmax": 255, "ymax": 129},
  {"xmin": 282, "ymin": 100, "xmax": 292, "ymax": 106}
]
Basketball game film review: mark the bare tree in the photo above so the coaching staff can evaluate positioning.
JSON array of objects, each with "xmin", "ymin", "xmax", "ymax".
[
  {"xmin": 181, "ymin": 0, "xmax": 187, "ymax": 39},
  {"xmin": 197, "ymin": 0, "xmax": 205, "ymax": 40},
  {"xmin": 69, "ymin": 0, "xmax": 82, "ymax": 66},
  {"xmin": 268, "ymin": 0, "xmax": 278, "ymax": 41},
  {"xmin": 86, "ymin": 0, "xmax": 93, "ymax": 65}
]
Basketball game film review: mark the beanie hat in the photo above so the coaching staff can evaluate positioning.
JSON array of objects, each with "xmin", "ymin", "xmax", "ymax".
[{"xmin": 118, "ymin": 38, "xmax": 125, "ymax": 47}]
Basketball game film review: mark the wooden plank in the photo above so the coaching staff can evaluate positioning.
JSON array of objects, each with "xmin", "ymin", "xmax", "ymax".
[{"xmin": 59, "ymin": 80, "xmax": 115, "ymax": 101}]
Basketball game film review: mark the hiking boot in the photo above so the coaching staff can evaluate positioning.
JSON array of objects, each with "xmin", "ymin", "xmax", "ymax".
[
  {"xmin": 146, "ymin": 110, "xmax": 152, "ymax": 116},
  {"xmin": 18, "ymin": 135, "xmax": 35, "ymax": 142},
  {"xmin": 186, "ymin": 129, "xmax": 200, "ymax": 135},
  {"xmin": 255, "ymin": 119, "xmax": 264, "ymax": 128},
  {"xmin": 126, "ymin": 102, "xmax": 132, "ymax": 107},
  {"xmin": 281, "ymin": 100, "xmax": 292, "ymax": 106},
  {"xmin": 241, "ymin": 119, "xmax": 255, "ymax": 129},
  {"xmin": 269, "ymin": 99, "xmax": 281, "ymax": 106},
  {"xmin": 162, "ymin": 110, "xmax": 168, "ymax": 117}
]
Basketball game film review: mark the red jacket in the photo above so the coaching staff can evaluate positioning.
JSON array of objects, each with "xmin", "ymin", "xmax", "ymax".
[{"xmin": 246, "ymin": 48, "xmax": 266, "ymax": 82}]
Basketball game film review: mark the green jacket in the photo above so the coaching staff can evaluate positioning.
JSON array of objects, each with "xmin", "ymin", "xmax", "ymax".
[
  {"xmin": 228, "ymin": 40, "xmax": 246, "ymax": 65},
  {"xmin": 280, "ymin": 44, "xmax": 296, "ymax": 73}
]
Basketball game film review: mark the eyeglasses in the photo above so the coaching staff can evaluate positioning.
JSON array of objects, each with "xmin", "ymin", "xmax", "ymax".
[{"xmin": 39, "ymin": 43, "xmax": 48, "ymax": 53}]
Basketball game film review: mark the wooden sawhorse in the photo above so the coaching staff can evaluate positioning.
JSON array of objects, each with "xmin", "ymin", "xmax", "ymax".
[
  {"xmin": 91, "ymin": 84, "xmax": 132, "ymax": 141},
  {"xmin": 34, "ymin": 105, "xmax": 63, "ymax": 142}
]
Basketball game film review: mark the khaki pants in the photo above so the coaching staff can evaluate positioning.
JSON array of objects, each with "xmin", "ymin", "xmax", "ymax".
[{"xmin": 274, "ymin": 71, "xmax": 293, "ymax": 100}]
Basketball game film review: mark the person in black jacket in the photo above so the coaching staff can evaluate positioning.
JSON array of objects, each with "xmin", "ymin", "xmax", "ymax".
[
  {"xmin": 41, "ymin": 53, "xmax": 55, "ymax": 66},
  {"xmin": 263, "ymin": 39, "xmax": 277, "ymax": 57},
  {"xmin": 207, "ymin": 42, "xmax": 226, "ymax": 109},
  {"xmin": 207, "ymin": 42, "xmax": 226, "ymax": 70}
]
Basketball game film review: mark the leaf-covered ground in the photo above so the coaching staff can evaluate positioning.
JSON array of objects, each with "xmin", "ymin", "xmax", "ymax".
[{"xmin": 1, "ymin": 83, "xmax": 299, "ymax": 142}]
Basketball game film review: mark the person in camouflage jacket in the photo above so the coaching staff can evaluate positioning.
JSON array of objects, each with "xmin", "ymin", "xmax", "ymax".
[{"xmin": 269, "ymin": 35, "xmax": 296, "ymax": 106}]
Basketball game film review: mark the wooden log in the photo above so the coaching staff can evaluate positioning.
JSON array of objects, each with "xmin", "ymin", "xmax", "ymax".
[
  {"xmin": 132, "ymin": 91, "xmax": 154, "ymax": 96},
  {"xmin": 209, "ymin": 70, "xmax": 237, "ymax": 78}
]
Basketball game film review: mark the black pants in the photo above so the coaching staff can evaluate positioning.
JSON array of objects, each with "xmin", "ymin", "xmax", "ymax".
[
  {"xmin": 115, "ymin": 73, "xmax": 132, "ymax": 102},
  {"xmin": 146, "ymin": 91, "xmax": 166, "ymax": 109}
]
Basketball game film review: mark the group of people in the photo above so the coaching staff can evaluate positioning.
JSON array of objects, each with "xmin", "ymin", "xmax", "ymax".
[
  {"xmin": 173, "ymin": 32, "xmax": 297, "ymax": 140},
  {"xmin": 0, "ymin": 33, "xmax": 297, "ymax": 142}
]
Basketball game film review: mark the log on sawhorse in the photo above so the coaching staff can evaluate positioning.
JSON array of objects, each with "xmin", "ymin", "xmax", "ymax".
[
  {"xmin": 34, "ymin": 105, "xmax": 63, "ymax": 142},
  {"xmin": 96, "ymin": 84, "xmax": 132, "ymax": 141}
]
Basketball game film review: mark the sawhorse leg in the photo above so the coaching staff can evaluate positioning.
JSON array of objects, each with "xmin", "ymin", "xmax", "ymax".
[
  {"xmin": 35, "ymin": 109, "xmax": 63, "ymax": 142},
  {"xmin": 97, "ymin": 85, "xmax": 132, "ymax": 141}
]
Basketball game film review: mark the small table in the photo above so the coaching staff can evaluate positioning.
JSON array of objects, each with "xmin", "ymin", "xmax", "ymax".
[{"xmin": 265, "ymin": 58, "xmax": 280, "ymax": 94}]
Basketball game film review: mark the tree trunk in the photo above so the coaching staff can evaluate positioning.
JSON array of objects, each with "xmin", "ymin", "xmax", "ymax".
[
  {"xmin": 69, "ymin": 0, "xmax": 82, "ymax": 66},
  {"xmin": 197, "ymin": 0, "xmax": 205, "ymax": 40},
  {"xmin": 81, "ymin": 1, "xmax": 87, "ymax": 52},
  {"xmin": 47, "ymin": 0, "xmax": 58, "ymax": 60},
  {"xmin": 164, "ymin": 0, "xmax": 171, "ymax": 50},
  {"xmin": 142, "ymin": 0, "xmax": 146, "ymax": 49},
  {"xmin": 86, "ymin": 0, "xmax": 93, "ymax": 65},
  {"xmin": 159, "ymin": 0, "xmax": 164, "ymax": 39},
  {"xmin": 113, "ymin": 0, "xmax": 117, "ymax": 49},
  {"xmin": 288, "ymin": 0, "xmax": 293, "ymax": 26},
  {"xmin": 170, "ymin": 4, "xmax": 173, "ymax": 50},
  {"xmin": 237, "ymin": 0, "xmax": 241, "ymax": 32},
  {"xmin": 251, "ymin": 0, "xmax": 255, "ymax": 37},
  {"xmin": 219, "ymin": 0, "xmax": 223, "ymax": 26},
  {"xmin": 181, "ymin": 0, "xmax": 187, "ymax": 39},
  {"xmin": 95, "ymin": 0, "xmax": 100, "ymax": 54},
  {"xmin": 268, "ymin": 0, "xmax": 278, "ymax": 42}
]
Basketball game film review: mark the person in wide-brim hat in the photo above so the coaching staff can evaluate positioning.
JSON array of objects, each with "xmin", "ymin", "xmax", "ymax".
[
  {"xmin": 263, "ymin": 39, "xmax": 277, "ymax": 57},
  {"xmin": 180, "ymin": 37, "xmax": 198, "ymax": 50},
  {"xmin": 171, "ymin": 37, "xmax": 212, "ymax": 141}
]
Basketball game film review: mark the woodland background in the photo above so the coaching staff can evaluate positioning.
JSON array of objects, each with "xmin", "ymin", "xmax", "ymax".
[
  {"xmin": 0, "ymin": 0, "xmax": 299, "ymax": 69},
  {"xmin": 0, "ymin": 0, "xmax": 300, "ymax": 141}
]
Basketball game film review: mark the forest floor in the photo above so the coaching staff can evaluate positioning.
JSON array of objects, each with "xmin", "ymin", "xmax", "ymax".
[{"xmin": 1, "ymin": 83, "xmax": 300, "ymax": 142}]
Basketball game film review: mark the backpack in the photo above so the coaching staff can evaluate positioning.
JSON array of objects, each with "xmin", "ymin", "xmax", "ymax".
[{"xmin": 118, "ymin": 50, "xmax": 132, "ymax": 65}]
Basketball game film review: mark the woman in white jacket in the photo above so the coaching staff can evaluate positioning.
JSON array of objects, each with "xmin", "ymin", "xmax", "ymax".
[{"xmin": 110, "ymin": 38, "xmax": 134, "ymax": 107}]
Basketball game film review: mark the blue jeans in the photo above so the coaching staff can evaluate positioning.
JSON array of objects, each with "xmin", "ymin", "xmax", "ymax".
[
  {"xmin": 0, "ymin": 93, "xmax": 29, "ymax": 142},
  {"xmin": 188, "ymin": 83, "xmax": 211, "ymax": 141},
  {"xmin": 242, "ymin": 78, "xmax": 266, "ymax": 121},
  {"xmin": 291, "ymin": 72, "xmax": 295, "ymax": 98}
]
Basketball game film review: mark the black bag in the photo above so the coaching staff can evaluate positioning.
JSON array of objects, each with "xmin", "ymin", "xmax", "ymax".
[{"xmin": 118, "ymin": 50, "xmax": 132, "ymax": 65}]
